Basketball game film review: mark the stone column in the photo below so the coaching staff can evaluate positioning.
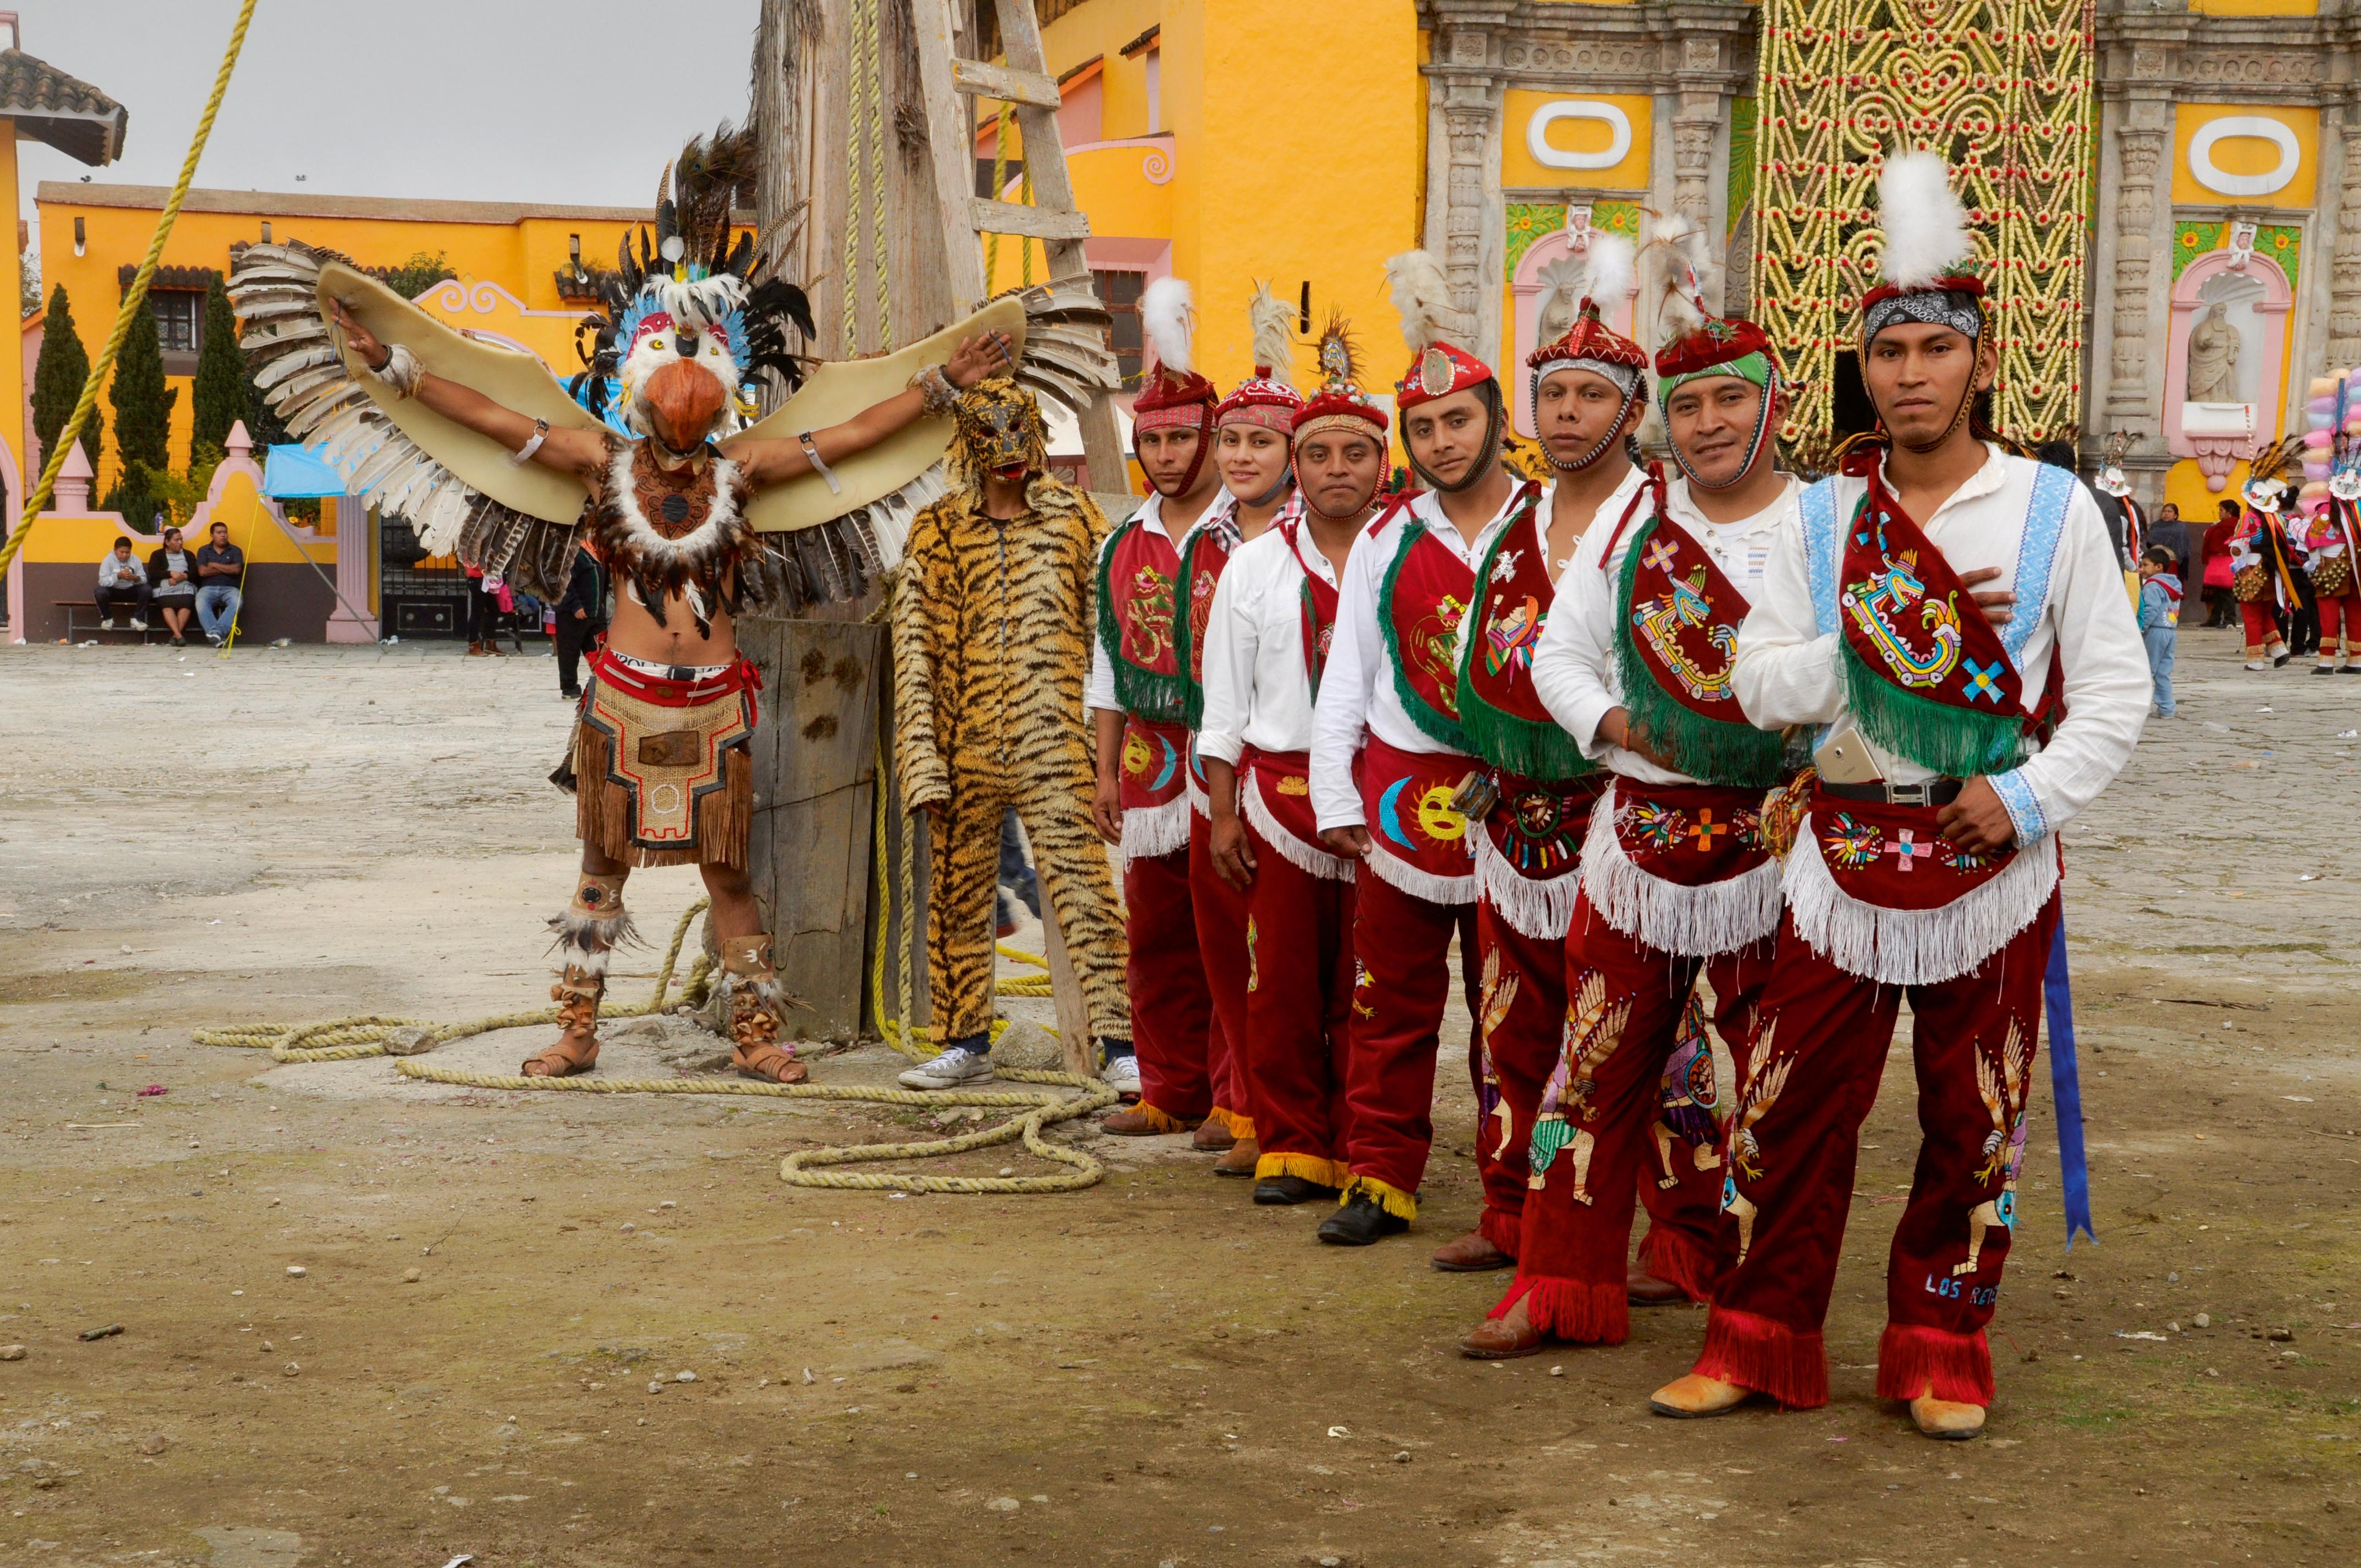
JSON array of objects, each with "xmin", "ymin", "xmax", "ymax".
[
  {"xmin": 325, "ymin": 492, "xmax": 379, "ymax": 644},
  {"xmin": 2327, "ymin": 94, "xmax": 2361, "ymax": 371},
  {"xmin": 2104, "ymin": 119, "xmax": 2166, "ymax": 423},
  {"xmin": 1440, "ymin": 89, "xmax": 1497, "ymax": 345}
]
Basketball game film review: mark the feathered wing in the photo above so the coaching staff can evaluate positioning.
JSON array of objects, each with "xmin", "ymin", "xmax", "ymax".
[
  {"xmin": 230, "ymin": 242, "xmax": 591, "ymax": 600},
  {"xmin": 232, "ymin": 246, "xmax": 1117, "ymax": 609}
]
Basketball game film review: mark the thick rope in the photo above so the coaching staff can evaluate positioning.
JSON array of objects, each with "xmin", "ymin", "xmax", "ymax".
[
  {"xmin": 864, "ymin": 0, "xmax": 890, "ymax": 346},
  {"xmin": 839, "ymin": 0, "xmax": 869, "ymax": 349},
  {"xmin": 0, "ymin": 0, "xmax": 259, "ymax": 578},
  {"xmin": 199, "ymin": 899, "xmax": 1094, "ymax": 1193}
]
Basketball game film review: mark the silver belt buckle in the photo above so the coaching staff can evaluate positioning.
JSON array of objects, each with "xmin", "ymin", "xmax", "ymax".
[{"xmin": 1884, "ymin": 781, "xmax": 1935, "ymax": 807}]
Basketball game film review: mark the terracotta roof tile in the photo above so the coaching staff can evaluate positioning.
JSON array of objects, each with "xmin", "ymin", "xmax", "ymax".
[{"xmin": 0, "ymin": 49, "xmax": 127, "ymax": 166}]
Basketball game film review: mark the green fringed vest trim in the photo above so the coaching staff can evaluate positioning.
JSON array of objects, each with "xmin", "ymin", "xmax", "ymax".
[
  {"xmin": 1096, "ymin": 517, "xmax": 1188, "ymax": 725},
  {"xmin": 1378, "ymin": 521, "xmax": 1471, "ymax": 754},
  {"xmin": 1455, "ymin": 526, "xmax": 1592, "ymax": 781},
  {"xmin": 1840, "ymin": 639, "xmax": 2027, "ymax": 778},
  {"xmin": 1612, "ymin": 519, "xmax": 1786, "ymax": 788},
  {"xmin": 1173, "ymin": 527, "xmax": 1214, "ymax": 731}
]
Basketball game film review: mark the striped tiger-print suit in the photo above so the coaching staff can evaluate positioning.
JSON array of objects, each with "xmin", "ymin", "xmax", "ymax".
[{"xmin": 890, "ymin": 477, "xmax": 1130, "ymax": 1045}]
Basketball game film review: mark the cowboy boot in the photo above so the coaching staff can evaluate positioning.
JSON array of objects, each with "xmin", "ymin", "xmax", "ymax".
[
  {"xmin": 526, "ymin": 873, "xmax": 633, "ymax": 1076},
  {"xmin": 724, "ymin": 933, "xmax": 807, "ymax": 1084}
]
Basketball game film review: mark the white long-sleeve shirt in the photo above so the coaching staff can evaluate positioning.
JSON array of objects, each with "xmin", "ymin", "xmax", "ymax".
[
  {"xmin": 1731, "ymin": 444, "xmax": 2149, "ymax": 844},
  {"xmin": 1530, "ymin": 471, "xmax": 1799, "ymax": 786},
  {"xmin": 1084, "ymin": 488, "xmax": 1236, "ymax": 716},
  {"xmin": 1195, "ymin": 502, "xmax": 1341, "ymax": 765},
  {"xmin": 1309, "ymin": 484, "xmax": 1526, "ymax": 831}
]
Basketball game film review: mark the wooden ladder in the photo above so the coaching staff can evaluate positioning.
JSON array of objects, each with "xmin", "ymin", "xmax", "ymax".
[{"xmin": 910, "ymin": 0, "xmax": 1125, "ymax": 1073}]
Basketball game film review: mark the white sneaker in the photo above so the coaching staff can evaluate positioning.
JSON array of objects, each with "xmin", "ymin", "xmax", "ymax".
[
  {"xmin": 129, "ymin": 617, "xmax": 148, "ymax": 630},
  {"xmin": 898, "ymin": 1046, "xmax": 994, "ymax": 1091},
  {"xmin": 1100, "ymin": 1050, "xmax": 1143, "ymax": 1096}
]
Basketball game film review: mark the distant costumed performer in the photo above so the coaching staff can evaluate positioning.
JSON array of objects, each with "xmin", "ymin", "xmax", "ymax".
[
  {"xmin": 1196, "ymin": 316, "xmax": 1392, "ymax": 1205},
  {"xmin": 1663, "ymin": 152, "xmax": 2148, "ymax": 1438},
  {"xmin": 1308, "ymin": 251, "xmax": 1524, "ymax": 1254},
  {"xmin": 1470, "ymin": 217, "xmax": 1799, "ymax": 1359},
  {"xmin": 1091, "ymin": 277, "xmax": 1232, "ymax": 1128},
  {"xmin": 230, "ymin": 133, "xmax": 1116, "ymax": 1086},
  {"xmin": 2304, "ymin": 372, "xmax": 2361, "ymax": 673}
]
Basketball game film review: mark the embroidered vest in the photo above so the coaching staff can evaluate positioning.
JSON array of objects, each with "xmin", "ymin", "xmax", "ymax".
[
  {"xmin": 1379, "ymin": 506, "xmax": 1482, "ymax": 754},
  {"xmin": 1280, "ymin": 514, "xmax": 1342, "ymax": 704},
  {"xmin": 1456, "ymin": 483, "xmax": 1591, "ymax": 780},
  {"xmin": 1798, "ymin": 457, "xmax": 2074, "ymax": 778},
  {"xmin": 1171, "ymin": 510, "xmax": 1242, "ymax": 729},
  {"xmin": 1096, "ymin": 513, "xmax": 1187, "ymax": 723},
  {"xmin": 1611, "ymin": 501, "xmax": 1785, "ymax": 788}
]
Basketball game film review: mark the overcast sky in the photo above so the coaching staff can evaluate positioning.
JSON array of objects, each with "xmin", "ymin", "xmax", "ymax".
[{"xmin": 20, "ymin": 0, "xmax": 763, "ymax": 266}]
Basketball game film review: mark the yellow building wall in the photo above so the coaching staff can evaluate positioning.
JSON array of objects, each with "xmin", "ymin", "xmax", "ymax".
[
  {"xmin": 2169, "ymin": 104, "xmax": 2319, "ymax": 209},
  {"xmin": 1160, "ymin": 0, "xmax": 1423, "ymax": 395},
  {"xmin": 36, "ymin": 192, "xmax": 647, "ymax": 500},
  {"xmin": 19, "ymin": 469, "xmax": 329, "ymax": 566}
]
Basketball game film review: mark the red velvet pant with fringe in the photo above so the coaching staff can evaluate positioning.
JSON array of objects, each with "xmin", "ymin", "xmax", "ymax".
[
  {"xmin": 1694, "ymin": 894, "xmax": 2060, "ymax": 1409},
  {"xmin": 1122, "ymin": 845, "xmax": 1217, "ymax": 1126},
  {"xmin": 1190, "ymin": 811, "xmax": 1255, "ymax": 1136},
  {"xmin": 1337, "ymin": 869, "xmax": 1480, "ymax": 1215},
  {"xmin": 1241, "ymin": 819, "xmax": 1357, "ymax": 1184},
  {"xmin": 1493, "ymin": 900, "xmax": 1770, "ymax": 1345},
  {"xmin": 1469, "ymin": 902, "xmax": 1560, "ymax": 1258}
]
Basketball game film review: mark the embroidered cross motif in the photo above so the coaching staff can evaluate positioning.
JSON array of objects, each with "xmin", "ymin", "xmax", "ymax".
[
  {"xmin": 1883, "ymin": 829, "xmax": 1933, "ymax": 872},
  {"xmin": 1688, "ymin": 809, "xmax": 1726, "ymax": 850},
  {"xmin": 1963, "ymin": 657, "xmax": 2005, "ymax": 704},
  {"xmin": 1641, "ymin": 540, "xmax": 1679, "ymax": 573}
]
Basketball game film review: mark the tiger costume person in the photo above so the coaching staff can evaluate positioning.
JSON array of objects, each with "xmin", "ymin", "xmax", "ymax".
[{"xmin": 891, "ymin": 377, "xmax": 1133, "ymax": 1088}]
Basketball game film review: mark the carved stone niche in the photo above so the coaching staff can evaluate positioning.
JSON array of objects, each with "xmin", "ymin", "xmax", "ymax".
[{"xmin": 1501, "ymin": 39, "xmax": 1655, "ymax": 78}]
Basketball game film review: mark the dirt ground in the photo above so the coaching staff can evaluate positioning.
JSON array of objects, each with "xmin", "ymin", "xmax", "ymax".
[{"xmin": 1, "ymin": 624, "xmax": 2356, "ymax": 1568}]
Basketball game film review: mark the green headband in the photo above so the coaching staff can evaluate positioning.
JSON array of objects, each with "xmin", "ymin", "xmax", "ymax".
[{"xmin": 1655, "ymin": 351, "xmax": 1772, "ymax": 405}]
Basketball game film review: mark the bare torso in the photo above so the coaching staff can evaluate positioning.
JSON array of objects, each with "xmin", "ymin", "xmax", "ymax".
[{"xmin": 599, "ymin": 568, "xmax": 738, "ymax": 666}]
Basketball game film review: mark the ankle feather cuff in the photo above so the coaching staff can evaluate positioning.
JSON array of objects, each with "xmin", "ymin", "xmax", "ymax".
[{"xmin": 546, "ymin": 908, "xmax": 639, "ymax": 976}]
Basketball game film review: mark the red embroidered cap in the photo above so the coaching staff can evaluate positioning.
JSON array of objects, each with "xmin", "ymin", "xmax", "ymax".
[{"xmin": 1395, "ymin": 340, "xmax": 1494, "ymax": 413}]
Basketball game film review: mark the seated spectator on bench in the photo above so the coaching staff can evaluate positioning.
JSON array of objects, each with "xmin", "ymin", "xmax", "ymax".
[
  {"xmin": 96, "ymin": 537, "xmax": 151, "ymax": 630},
  {"xmin": 148, "ymin": 526, "xmax": 199, "ymax": 646},
  {"xmin": 194, "ymin": 521, "xmax": 244, "ymax": 646}
]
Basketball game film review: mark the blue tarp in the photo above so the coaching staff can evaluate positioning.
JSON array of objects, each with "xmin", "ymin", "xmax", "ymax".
[{"xmin": 261, "ymin": 444, "xmax": 349, "ymax": 500}]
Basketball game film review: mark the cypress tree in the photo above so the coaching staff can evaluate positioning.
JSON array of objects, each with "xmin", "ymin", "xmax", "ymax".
[
  {"xmin": 189, "ymin": 275, "xmax": 246, "ymax": 464},
  {"xmin": 100, "ymin": 302, "xmax": 177, "ymax": 527},
  {"xmin": 30, "ymin": 284, "xmax": 104, "ymax": 480}
]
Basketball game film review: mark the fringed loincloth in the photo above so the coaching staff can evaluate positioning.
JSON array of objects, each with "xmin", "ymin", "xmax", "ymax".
[{"xmin": 567, "ymin": 650, "xmax": 760, "ymax": 869}]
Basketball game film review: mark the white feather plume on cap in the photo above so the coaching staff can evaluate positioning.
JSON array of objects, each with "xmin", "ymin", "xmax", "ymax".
[
  {"xmin": 1644, "ymin": 215, "xmax": 1716, "ymax": 348},
  {"xmin": 1141, "ymin": 275, "xmax": 1195, "ymax": 377},
  {"xmin": 1875, "ymin": 150, "xmax": 1974, "ymax": 290},
  {"xmin": 1584, "ymin": 231, "xmax": 1638, "ymax": 316},
  {"xmin": 1247, "ymin": 282, "xmax": 1295, "ymax": 384},
  {"xmin": 1385, "ymin": 249, "xmax": 1457, "ymax": 352}
]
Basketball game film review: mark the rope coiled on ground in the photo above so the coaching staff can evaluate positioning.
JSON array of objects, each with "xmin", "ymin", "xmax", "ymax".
[{"xmin": 195, "ymin": 900, "xmax": 1106, "ymax": 1193}]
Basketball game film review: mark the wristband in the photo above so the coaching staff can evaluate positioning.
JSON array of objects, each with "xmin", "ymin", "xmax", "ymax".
[
  {"xmin": 506, "ymin": 418, "xmax": 551, "ymax": 466},
  {"xmin": 798, "ymin": 432, "xmax": 843, "ymax": 495},
  {"xmin": 910, "ymin": 363, "xmax": 959, "ymax": 416}
]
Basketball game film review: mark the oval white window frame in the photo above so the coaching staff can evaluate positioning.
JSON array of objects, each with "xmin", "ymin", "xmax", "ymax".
[
  {"xmin": 1526, "ymin": 100, "xmax": 1633, "ymax": 173},
  {"xmin": 2188, "ymin": 117, "xmax": 2300, "ymax": 199}
]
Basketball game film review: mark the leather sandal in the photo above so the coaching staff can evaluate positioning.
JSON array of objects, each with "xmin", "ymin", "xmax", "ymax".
[
  {"xmin": 525, "ymin": 967, "xmax": 604, "ymax": 1077},
  {"xmin": 1430, "ymin": 1229, "xmax": 1514, "ymax": 1273},
  {"xmin": 1212, "ymin": 1136, "xmax": 1260, "ymax": 1177},
  {"xmin": 1908, "ymin": 1388, "xmax": 1987, "ymax": 1441},
  {"xmin": 732, "ymin": 1041, "xmax": 808, "ymax": 1085},
  {"xmin": 1101, "ymin": 1106, "xmax": 1199, "ymax": 1136},
  {"xmin": 1459, "ymin": 1314, "xmax": 1549, "ymax": 1360}
]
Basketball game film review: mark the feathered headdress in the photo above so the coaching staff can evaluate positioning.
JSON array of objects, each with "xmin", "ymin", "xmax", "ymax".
[
  {"xmin": 1385, "ymin": 248, "xmax": 1493, "ymax": 410},
  {"xmin": 1525, "ymin": 232, "xmax": 1647, "ymax": 472},
  {"xmin": 1215, "ymin": 282, "xmax": 1304, "ymax": 433},
  {"xmin": 1641, "ymin": 214, "xmax": 1782, "ymax": 488},
  {"xmin": 2244, "ymin": 434, "xmax": 2306, "ymax": 511},
  {"xmin": 1134, "ymin": 275, "xmax": 1219, "ymax": 432},
  {"xmin": 2096, "ymin": 429, "xmax": 2136, "ymax": 497},
  {"xmin": 569, "ymin": 122, "xmax": 815, "ymax": 438},
  {"xmin": 1862, "ymin": 149, "xmax": 1984, "ymax": 345},
  {"xmin": 1292, "ymin": 312, "xmax": 1388, "ymax": 445}
]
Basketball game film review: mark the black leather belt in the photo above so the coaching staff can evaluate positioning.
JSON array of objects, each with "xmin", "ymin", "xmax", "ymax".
[{"xmin": 1820, "ymin": 777, "xmax": 1965, "ymax": 807}]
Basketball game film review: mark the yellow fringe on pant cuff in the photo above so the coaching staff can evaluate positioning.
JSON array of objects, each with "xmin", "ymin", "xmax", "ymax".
[
  {"xmin": 1341, "ymin": 1174, "xmax": 1419, "ymax": 1221},
  {"xmin": 1129, "ymin": 1101, "xmax": 1194, "ymax": 1134},
  {"xmin": 1255, "ymin": 1151, "xmax": 1345, "ymax": 1187},
  {"xmin": 1209, "ymin": 1106, "xmax": 1255, "ymax": 1139}
]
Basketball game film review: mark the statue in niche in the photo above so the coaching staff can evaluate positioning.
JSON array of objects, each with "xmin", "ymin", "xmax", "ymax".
[{"xmin": 2185, "ymin": 302, "xmax": 2242, "ymax": 404}]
